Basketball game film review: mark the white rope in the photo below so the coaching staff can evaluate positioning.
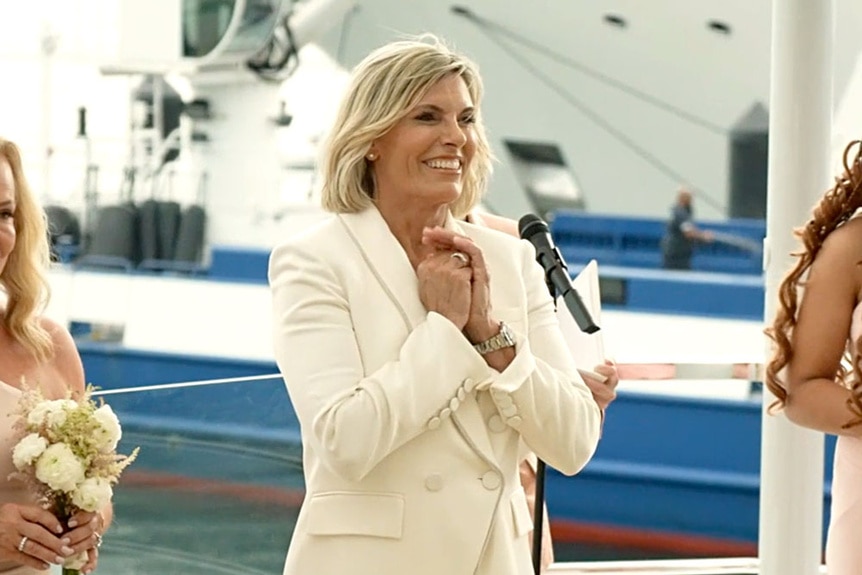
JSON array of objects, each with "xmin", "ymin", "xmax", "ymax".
[
  {"xmin": 89, "ymin": 361, "xmax": 764, "ymax": 399},
  {"xmin": 91, "ymin": 373, "xmax": 283, "ymax": 397}
]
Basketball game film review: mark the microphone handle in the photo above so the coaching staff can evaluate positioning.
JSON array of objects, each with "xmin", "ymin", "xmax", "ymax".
[
  {"xmin": 533, "ymin": 241, "xmax": 600, "ymax": 333},
  {"xmin": 560, "ymin": 288, "xmax": 600, "ymax": 334},
  {"xmin": 542, "ymin": 248, "xmax": 600, "ymax": 334}
]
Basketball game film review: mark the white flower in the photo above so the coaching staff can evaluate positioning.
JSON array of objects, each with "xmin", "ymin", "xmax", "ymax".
[
  {"xmin": 71, "ymin": 476, "xmax": 113, "ymax": 512},
  {"xmin": 92, "ymin": 404, "xmax": 122, "ymax": 452},
  {"xmin": 34, "ymin": 443, "xmax": 85, "ymax": 493},
  {"xmin": 46, "ymin": 399, "xmax": 78, "ymax": 429},
  {"xmin": 26, "ymin": 402, "xmax": 52, "ymax": 427},
  {"xmin": 11, "ymin": 433, "xmax": 48, "ymax": 469},
  {"xmin": 63, "ymin": 551, "xmax": 88, "ymax": 570},
  {"xmin": 27, "ymin": 399, "xmax": 76, "ymax": 429}
]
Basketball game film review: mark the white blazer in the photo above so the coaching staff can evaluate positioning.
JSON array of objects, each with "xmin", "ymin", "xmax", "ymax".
[{"xmin": 269, "ymin": 206, "xmax": 601, "ymax": 575}]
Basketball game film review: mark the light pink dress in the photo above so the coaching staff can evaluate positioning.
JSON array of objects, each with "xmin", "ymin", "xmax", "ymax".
[
  {"xmin": 825, "ymin": 302, "xmax": 862, "ymax": 574},
  {"xmin": 0, "ymin": 381, "xmax": 48, "ymax": 575}
]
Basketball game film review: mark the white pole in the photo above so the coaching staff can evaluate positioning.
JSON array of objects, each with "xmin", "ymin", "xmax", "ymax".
[{"xmin": 760, "ymin": 1, "xmax": 833, "ymax": 574}]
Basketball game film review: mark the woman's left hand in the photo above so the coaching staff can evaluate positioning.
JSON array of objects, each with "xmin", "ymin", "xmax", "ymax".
[
  {"xmin": 422, "ymin": 227, "xmax": 496, "ymax": 342},
  {"xmin": 64, "ymin": 510, "xmax": 103, "ymax": 574},
  {"xmin": 582, "ymin": 360, "xmax": 619, "ymax": 411}
]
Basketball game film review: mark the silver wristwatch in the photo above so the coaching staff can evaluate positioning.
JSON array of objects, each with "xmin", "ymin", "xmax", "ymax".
[{"xmin": 472, "ymin": 322, "xmax": 516, "ymax": 355}]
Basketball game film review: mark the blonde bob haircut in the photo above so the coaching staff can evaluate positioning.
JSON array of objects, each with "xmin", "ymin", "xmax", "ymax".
[
  {"xmin": 320, "ymin": 35, "xmax": 493, "ymax": 219},
  {"xmin": 0, "ymin": 138, "xmax": 53, "ymax": 362}
]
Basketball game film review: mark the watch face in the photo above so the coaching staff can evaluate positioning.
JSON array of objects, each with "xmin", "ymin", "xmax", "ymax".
[
  {"xmin": 498, "ymin": 322, "xmax": 515, "ymax": 347},
  {"xmin": 473, "ymin": 321, "xmax": 516, "ymax": 354},
  {"xmin": 502, "ymin": 322, "xmax": 515, "ymax": 342}
]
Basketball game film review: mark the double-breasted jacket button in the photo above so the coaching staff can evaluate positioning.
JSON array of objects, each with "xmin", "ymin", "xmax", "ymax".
[
  {"xmin": 494, "ymin": 393, "xmax": 514, "ymax": 409},
  {"xmin": 439, "ymin": 408, "xmax": 452, "ymax": 419},
  {"xmin": 488, "ymin": 414, "xmax": 508, "ymax": 433},
  {"xmin": 425, "ymin": 473, "xmax": 444, "ymax": 492},
  {"xmin": 463, "ymin": 378, "xmax": 477, "ymax": 392},
  {"xmin": 427, "ymin": 416, "xmax": 441, "ymax": 430},
  {"xmin": 449, "ymin": 397, "xmax": 460, "ymax": 411},
  {"xmin": 507, "ymin": 415, "xmax": 523, "ymax": 429},
  {"xmin": 457, "ymin": 387, "xmax": 467, "ymax": 402},
  {"xmin": 480, "ymin": 470, "xmax": 502, "ymax": 490},
  {"xmin": 501, "ymin": 404, "xmax": 518, "ymax": 418}
]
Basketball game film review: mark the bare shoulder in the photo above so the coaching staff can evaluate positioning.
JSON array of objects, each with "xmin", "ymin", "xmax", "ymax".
[
  {"xmin": 39, "ymin": 316, "xmax": 85, "ymax": 394},
  {"xmin": 811, "ymin": 217, "xmax": 862, "ymax": 270}
]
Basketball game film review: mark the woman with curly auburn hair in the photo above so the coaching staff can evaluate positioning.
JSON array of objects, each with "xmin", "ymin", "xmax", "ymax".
[
  {"xmin": 766, "ymin": 139, "xmax": 862, "ymax": 574},
  {"xmin": 0, "ymin": 138, "xmax": 109, "ymax": 574}
]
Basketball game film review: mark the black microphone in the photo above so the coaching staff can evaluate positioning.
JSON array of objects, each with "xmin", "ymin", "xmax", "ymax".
[{"xmin": 518, "ymin": 214, "xmax": 600, "ymax": 334}]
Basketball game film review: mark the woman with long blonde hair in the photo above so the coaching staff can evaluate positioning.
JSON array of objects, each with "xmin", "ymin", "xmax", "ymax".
[
  {"xmin": 766, "ymin": 140, "xmax": 862, "ymax": 574},
  {"xmin": 0, "ymin": 138, "xmax": 107, "ymax": 574}
]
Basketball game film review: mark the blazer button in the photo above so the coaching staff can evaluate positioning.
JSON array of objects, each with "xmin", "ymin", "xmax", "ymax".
[
  {"xmin": 427, "ymin": 416, "xmax": 441, "ymax": 430},
  {"xmin": 457, "ymin": 387, "xmax": 466, "ymax": 402},
  {"xmin": 488, "ymin": 414, "xmax": 507, "ymax": 433},
  {"xmin": 501, "ymin": 404, "xmax": 518, "ymax": 418},
  {"xmin": 494, "ymin": 393, "xmax": 514, "ymax": 409},
  {"xmin": 481, "ymin": 470, "xmax": 501, "ymax": 490},
  {"xmin": 462, "ymin": 378, "xmax": 476, "ymax": 392},
  {"xmin": 449, "ymin": 397, "xmax": 461, "ymax": 411},
  {"xmin": 507, "ymin": 415, "xmax": 523, "ymax": 429},
  {"xmin": 439, "ymin": 408, "xmax": 452, "ymax": 419},
  {"xmin": 425, "ymin": 473, "xmax": 444, "ymax": 492}
]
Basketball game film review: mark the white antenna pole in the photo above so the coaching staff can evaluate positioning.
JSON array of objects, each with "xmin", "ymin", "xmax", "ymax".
[{"xmin": 759, "ymin": 1, "xmax": 834, "ymax": 573}]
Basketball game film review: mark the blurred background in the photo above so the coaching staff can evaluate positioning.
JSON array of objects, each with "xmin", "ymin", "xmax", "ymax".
[{"xmin": 2, "ymin": 1, "xmax": 859, "ymax": 573}]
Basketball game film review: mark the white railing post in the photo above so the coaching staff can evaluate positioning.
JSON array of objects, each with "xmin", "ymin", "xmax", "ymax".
[{"xmin": 760, "ymin": 1, "xmax": 834, "ymax": 574}]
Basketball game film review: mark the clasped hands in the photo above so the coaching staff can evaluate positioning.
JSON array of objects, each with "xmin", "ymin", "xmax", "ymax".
[
  {"xmin": 418, "ymin": 226, "xmax": 619, "ymax": 408},
  {"xmin": 0, "ymin": 502, "xmax": 103, "ymax": 573},
  {"xmin": 418, "ymin": 226, "xmax": 497, "ymax": 343}
]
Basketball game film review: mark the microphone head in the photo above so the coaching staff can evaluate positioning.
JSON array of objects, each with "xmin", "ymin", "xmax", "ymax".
[{"xmin": 518, "ymin": 214, "xmax": 548, "ymax": 240}]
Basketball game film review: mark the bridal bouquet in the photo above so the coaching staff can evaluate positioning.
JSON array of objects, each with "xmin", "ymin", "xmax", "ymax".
[{"xmin": 10, "ymin": 384, "xmax": 139, "ymax": 574}]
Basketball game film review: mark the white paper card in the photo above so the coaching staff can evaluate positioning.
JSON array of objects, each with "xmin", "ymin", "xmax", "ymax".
[{"xmin": 556, "ymin": 259, "xmax": 607, "ymax": 382}]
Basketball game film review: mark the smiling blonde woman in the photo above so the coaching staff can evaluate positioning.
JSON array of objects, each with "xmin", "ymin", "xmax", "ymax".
[{"xmin": 269, "ymin": 36, "xmax": 602, "ymax": 575}]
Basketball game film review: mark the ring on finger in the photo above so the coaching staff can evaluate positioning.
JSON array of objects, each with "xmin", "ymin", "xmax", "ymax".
[
  {"xmin": 94, "ymin": 532, "xmax": 103, "ymax": 548},
  {"xmin": 451, "ymin": 251, "xmax": 469, "ymax": 265},
  {"xmin": 17, "ymin": 536, "xmax": 28, "ymax": 553}
]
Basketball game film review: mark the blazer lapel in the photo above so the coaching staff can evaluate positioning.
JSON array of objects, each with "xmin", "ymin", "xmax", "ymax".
[
  {"xmin": 339, "ymin": 208, "xmax": 501, "ymax": 468},
  {"xmin": 452, "ymin": 393, "xmax": 500, "ymax": 470},
  {"xmin": 337, "ymin": 208, "xmax": 428, "ymax": 331},
  {"xmin": 447, "ymin": 219, "xmax": 502, "ymax": 469}
]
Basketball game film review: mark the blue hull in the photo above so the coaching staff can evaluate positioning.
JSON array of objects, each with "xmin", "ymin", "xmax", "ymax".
[{"xmin": 79, "ymin": 341, "xmax": 834, "ymax": 554}]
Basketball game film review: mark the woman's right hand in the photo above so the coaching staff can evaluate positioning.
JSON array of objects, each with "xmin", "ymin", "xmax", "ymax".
[
  {"xmin": 0, "ymin": 502, "xmax": 71, "ymax": 571},
  {"xmin": 417, "ymin": 249, "xmax": 474, "ymax": 330}
]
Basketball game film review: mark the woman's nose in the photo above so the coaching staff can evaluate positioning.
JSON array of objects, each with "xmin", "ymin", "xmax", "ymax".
[{"xmin": 440, "ymin": 118, "xmax": 467, "ymax": 147}]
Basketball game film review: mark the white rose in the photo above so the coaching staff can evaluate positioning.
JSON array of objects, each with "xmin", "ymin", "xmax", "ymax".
[
  {"xmin": 26, "ymin": 402, "xmax": 52, "ymax": 427},
  {"xmin": 92, "ymin": 404, "xmax": 122, "ymax": 452},
  {"xmin": 28, "ymin": 399, "xmax": 77, "ymax": 429},
  {"xmin": 12, "ymin": 433, "xmax": 48, "ymax": 469},
  {"xmin": 34, "ymin": 443, "xmax": 85, "ymax": 493},
  {"xmin": 71, "ymin": 476, "xmax": 113, "ymax": 512},
  {"xmin": 44, "ymin": 399, "xmax": 78, "ymax": 429}
]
